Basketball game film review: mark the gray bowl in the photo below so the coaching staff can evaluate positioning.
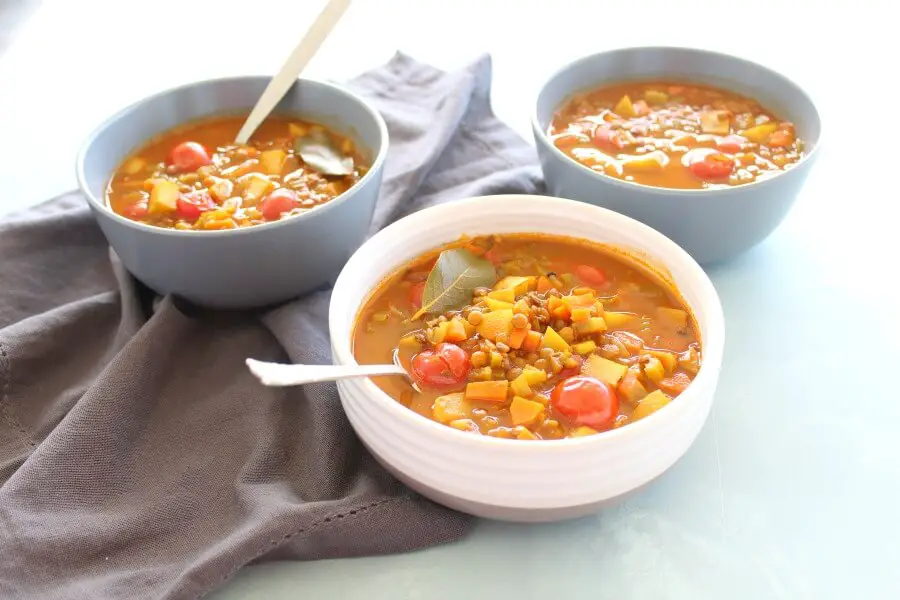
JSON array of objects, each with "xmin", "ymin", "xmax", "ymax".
[
  {"xmin": 76, "ymin": 76, "xmax": 388, "ymax": 308},
  {"xmin": 532, "ymin": 46, "xmax": 821, "ymax": 264}
]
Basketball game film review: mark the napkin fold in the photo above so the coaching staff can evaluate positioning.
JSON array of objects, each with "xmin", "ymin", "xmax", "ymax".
[{"xmin": 0, "ymin": 53, "xmax": 542, "ymax": 600}]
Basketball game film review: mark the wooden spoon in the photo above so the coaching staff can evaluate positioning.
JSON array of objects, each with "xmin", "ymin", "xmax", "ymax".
[
  {"xmin": 234, "ymin": 0, "xmax": 352, "ymax": 145},
  {"xmin": 246, "ymin": 358, "xmax": 407, "ymax": 387}
]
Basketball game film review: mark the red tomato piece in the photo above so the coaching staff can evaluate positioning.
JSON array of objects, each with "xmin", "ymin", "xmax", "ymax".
[
  {"xmin": 575, "ymin": 264, "xmax": 607, "ymax": 287},
  {"xmin": 260, "ymin": 189, "xmax": 299, "ymax": 221},
  {"xmin": 176, "ymin": 190, "xmax": 217, "ymax": 219},
  {"xmin": 688, "ymin": 152, "xmax": 735, "ymax": 180},
  {"xmin": 408, "ymin": 281, "xmax": 426, "ymax": 310},
  {"xmin": 551, "ymin": 375, "xmax": 620, "ymax": 430},
  {"xmin": 169, "ymin": 141, "xmax": 211, "ymax": 172},
  {"xmin": 410, "ymin": 343, "xmax": 469, "ymax": 388},
  {"xmin": 593, "ymin": 126, "xmax": 624, "ymax": 149},
  {"xmin": 717, "ymin": 134, "xmax": 746, "ymax": 154}
]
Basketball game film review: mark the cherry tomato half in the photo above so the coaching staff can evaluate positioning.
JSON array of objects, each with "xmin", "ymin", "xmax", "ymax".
[
  {"xmin": 687, "ymin": 151, "xmax": 735, "ymax": 181},
  {"xmin": 176, "ymin": 190, "xmax": 217, "ymax": 219},
  {"xmin": 169, "ymin": 141, "xmax": 212, "ymax": 172},
  {"xmin": 260, "ymin": 188, "xmax": 299, "ymax": 221},
  {"xmin": 408, "ymin": 281, "xmax": 426, "ymax": 310},
  {"xmin": 410, "ymin": 343, "xmax": 469, "ymax": 388},
  {"xmin": 575, "ymin": 264, "xmax": 607, "ymax": 288},
  {"xmin": 551, "ymin": 375, "xmax": 619, "ymax": 430}
]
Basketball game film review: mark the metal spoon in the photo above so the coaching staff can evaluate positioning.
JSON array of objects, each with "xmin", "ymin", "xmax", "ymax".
[
  {"xmin": 246, "ymin": 358, "xmax": 406, "ymax": 387},
  {"xmin": 234, "ymin": 0, "xmax": 352, "ymax": 145}
]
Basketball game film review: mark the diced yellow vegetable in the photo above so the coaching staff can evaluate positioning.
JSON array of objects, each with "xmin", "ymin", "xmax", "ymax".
[
  {"xmin": 642, "ymin": 357, "xmax": 665, "ymax": 383},
  {"xmin": 571, "ymin": 307, "xmax": 592, "ymax": 322},
  {"xmin": 462, "ymin": 320, "xmax": 476, "ymax": 337},
  {"xmin": 510, "ymin": 396, "xmax": 545, "ymax": 426},
  {"xmin": 522, "ymin": 366, "xmax": 547, "ymax": 386},
  {"xmin": 487, "ymin": 288, "xmax": 516, "ymax": 303},
  {"xmin": 239, "ymin": 174, "xmax": 275, "ymax": 204},
  {"xmin": 573, "ymin": 317, "xmax": 607, "ymax": 335},
  {"xmin": 477, "ymin": 309, "xmax": 514, "ymax": 342},
  {"xmin": 562, "ymin": 293, "xmax": 595, "ymax": 310},
  {"xmin": 657, "ymin": 307, "xmax": 688, "ymax": 328},
  {"xmin": 465, "ymin": 380, "xmax": 509, "ymax": 403},
  {"xmin": 604, "ymin": 312, "xmax": 637, "ymax": 328},
  {"xmin": 572, "ymin": 340, "xmax": 597, "ymax": 355},
  {"xmin": 700, "ymin": 110, "xmax": 731, "ymax": 135},
  {"xmin": 649, "ymin": 350, "xmax": 678, "ymax": 374},
  {"xmin": 448, "ymin": 419, "xmax": 479, "ymax": 433},
  {"xmin": 618, "ymin": 366, "xmax": 648, "ymax": 404},
  {"xmin": 432, "ymin": 393, "xmax": 472, "ymax": 424},
  {"xmin": 259, "ymin": 149, "xmax": 286, "ymax": 175},
  {"xmin": 432, "ymin": 321, "xmax": 450, "ymax": 344},
  {"xmin": 510, "ymin": 374, "xmax": 532, "ymax": 397},
  {"xmin": 558, "ymin": 327, "xmax": 575, "ymax": 344},
  {"xmin": 490, "ymin": 351, "xmax": 503, "ymax": 368},
  {"xmin": 207, "ymin": 176, "xmax": 234, "ymax": 203},
  {"xmin": 288, "ymin": 123, "xmax": 309, "ymax": 137},
  {"xmin": 644, "ymin": 90, "xmax": 669, "ymax": 104},
  {"xmin": 517, "ymin": 428, "xmax": 538, "ymax": 440},
  {"xmin": 483, "ymin": 298, "xmax": 514, "ymax": 312},
  {"xmin": 472, "ymin": 366, "xmax": 493, "ymax": 381},
  {"xmin": 444, "ymin": 318, "xmax": 469, "ymax": 342},
  {"xmin": 148, "ymin": 180, "xmax": 179, "ymax": 213},
  {"xmin": 581, "ymin": 354, "xmax": 627, "ymax": 386},
  {"xmin": 540, "ymin": 327, "xmax": 569, "ymax": 352},
  {"xmin": 570, "ymin": 426, "xmax": 598, "ymax": 437},
  {"xmin": 679, "ymin": 346, "xmax": 701, "ymax": 375},
  {"xmin": 632, "ymin": 390, "xmax": 671, "ymax": 421},
  {"xmin": 512, "ymin": 299, "xmax": 530, "ymax": 315},
  {"xmin": 494, "ymin": 276, "xmax": 534, "ymax": 295},
  {"xmin": 741, "ymin": 122, "xmax": 778, "ymax": 143},
  {"xmin": 122, "ymin": 157, "xmax": 146, "ymax": 175},
  {"xmin": 614, "ymin": 95, "xmax": 636, "ymax": 118},
  {"xmin": 623, "ymin": 150, "xmax": 668, "ymax": 172}
]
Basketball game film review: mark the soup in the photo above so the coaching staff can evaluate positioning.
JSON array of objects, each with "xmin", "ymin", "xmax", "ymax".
[
  {"xmin": 106, "ymin": 114, "xmax": 368, "ymax": 230},
  {"xmin": 352, "ymin": 234, "xmax": 702, "ymax": 441},
  {"xmin": 548, "ymin": 81, "xmax": 805, "ymax": 189}
]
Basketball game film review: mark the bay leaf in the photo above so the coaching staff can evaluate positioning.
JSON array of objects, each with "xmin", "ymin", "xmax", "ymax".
[
  {"xmin": 293, "ymin": 130, "xmax": 354, "ymax": 176},
  {"xmin": 410, "ymin": 248, "xmax": 497, "ymax": 321}
]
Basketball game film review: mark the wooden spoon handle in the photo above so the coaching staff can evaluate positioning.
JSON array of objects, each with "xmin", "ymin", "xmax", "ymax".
[
  {"xmin": 234, "ymin": 0, "xmax": 352, "ymax": 145},
  {"xmin": 246, "ymin": 358, "xmax": 406, "ymax": 387}
]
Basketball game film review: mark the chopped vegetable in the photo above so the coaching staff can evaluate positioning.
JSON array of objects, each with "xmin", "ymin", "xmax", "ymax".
[
  {"xmin": 642, "ymin": 356, "xmax": 665, "ymax": 382},
  {"xmin": 483, "ymin": 297, "xmax": 514, "ymax": 312},
  {"xmin": 148, "ymin": 180, "xmax": 179, "ymax": 213},
  {"xmin": 603, "ymin": 312, "xmax": 637, "ymax": 327},
  {"xmin": 259, "ymin": 149, "xmax": 287, "ymax": 175},
  {"xmin": 657, "ymin": 307, "xmax": 688, "ymax": 328},
  {"xmin": 569, "ymin": 426, "xmax": 598, "ymax": 437},
  {"xmin": 617, "ymin": 366, "xmax": 648, "ymax": 404},
  {"xmin": 465, "ymin": 380, "xmax": 510, "ymax": 403},
  {"xmin": 644, "ymin": 89, "xmax": 669, "ymax": 104},
  {"xmin": 613, "ymin": 95, "xmax": 636, "ymax": 118},
  {"xmin": 741, "ymin": 122, "xmax": 778, "ymax": 143},
  {"xmin": 540, "ymin": 327, "xmax": 570, "ymax": 352},
  {"xmin": 493, "ymin": 276, "xmax": 533, "ymax": 295},
  {"xmin": 581, "ymin": 354, "xmax": 627, "ymax": 386},
  {"xmin": 510, "ymin": 396, "xmax": 545, "ymax": 426},
  {"xmin": 510, "ymin": 374, "xmax": 532, "ymax": 398},
  {"xmin": 573, "ymin": 317, "xmax": 607, "ymax": 335},
  {"xmin": 700, "ymin": 110, "xmax": 731, "ymax": 135},
  {"xmin": 432, "ymin": 393, "xmax": 472, "ymax": 424},
  {"xmin": 476, "ymin": 309, "xmax": 514, "ymax": 342},
  {"xmin": 632, "ymin": 390, "xmax": 671, "ymax": 420},
  {"xmin": 487, "ymin": 288, "xmax": 516, "ymax": 303}
]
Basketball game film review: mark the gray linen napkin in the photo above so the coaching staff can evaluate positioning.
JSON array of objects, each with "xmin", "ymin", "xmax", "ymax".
[{"xmin": 0, "ymin": 53, "xmax": 542, "ymax": 600}]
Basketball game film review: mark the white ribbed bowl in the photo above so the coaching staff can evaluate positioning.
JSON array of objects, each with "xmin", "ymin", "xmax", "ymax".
[{"xmin": 329, "ymin": 195, "xmax": 725, "ymax": 522}]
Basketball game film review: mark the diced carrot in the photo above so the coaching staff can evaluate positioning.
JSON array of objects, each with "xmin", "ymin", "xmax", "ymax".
[
  {"xmin": 508, "ymin": 326, "xmax": 529, "ymax": 349},
  {"xmin": 444, "ymin": 319, "xmax": 469, "ymax": 342},
  {"xmin": 547, "ymin": 296, "xmax": 571, "ymax": 320},
  {"xmin": 768, "ymin": 130, "xmax": 793, "ymax": 148},
  {"xmin": 522, "ymin": 330, "xmax": 542, "ymax": 352},
  {"xmin": 658, "ymin": 373, "xmax": 691, "ymax": 396},
  {"xmin": 536, "ymin": 276, "xmax": 554, "ymax": 293},
  {"xmin": 465, "ymin": 380, "xmax": 510, "ymax": 403}
]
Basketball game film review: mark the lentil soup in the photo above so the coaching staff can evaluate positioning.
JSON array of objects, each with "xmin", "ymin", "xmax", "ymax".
[{"xmin": 352, "ymin": 234, "xmax": 702, "ymax": 441}]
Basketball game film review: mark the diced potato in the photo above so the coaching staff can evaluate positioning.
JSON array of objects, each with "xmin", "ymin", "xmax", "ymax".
[
  {"xmin": 604, "ymin": 312, "xmax": 637, "ymax": 328},
  {"xmin": 642, "ymin": 357, "xmax": 665, "ymax": 383},
  {"xmin": 472, "ymin": 366, "xmax": 493, "ymax": 381},
  {"xmin": 700, "ymin": 110, "xmax": 731, "ymax": 135},
  {"xmin": 617, "ymin": 366, "xmax": 648, "ymax": 404},
  {"xmin": 487, "ymin": 288, "xmax": 516, "ymax": 303},
  {"xmin": 444, "ymin": 318, "xmax": 469, "ymax": 342},
  {"xmin": 122, "ymin": 157, "xmax": 146, "ymax": 175},
  {"xmin": 148, "ymin": 180, "xmax": 179, "ymax": 213},
  {"xmin": 632, "ymin": 390, "xmax": 671, "ymax": 421},
  {"xmin": 572, "ymin": 340, "xmax": 597, "ymax": 355},
  {"xmin": 644, "ymin": 89, "xmax": 669, "ymax": 104},
  {"xmin": 741, "ymin": 122, "xmax": 778, "ymax": 143},
  {"xmin": 465, "ymin": 380, "xmax": 509, "ymax": 403},
  {"xmin": 239, "ymin": 173, "xmax": 275, "ymax": 204},
  {"xmin": 510, "ymin": 374, "xmax": 532, "ymax": 398},
  {"xmin": 522, "ymin": 366, "xmax": 547, "ymax": 386},
  {"xmin": 510, "ymin": 396, "xmax": 545, "ymax": 426},
  {"xmin": 508, "ymin": 327, "xmax": 529, "ymax": 350},
  {"xmin": 558, "ymin": 327, "xmax": 575, "ymax": 344},
  {"xmin": 494, "ymin": 276, "xmax": 533, "ymax": 295},
  {"xmin": 570, "ymin": 426, "xmax": 598, "ymax": 437},
  {"xmin": 623, "ymin": 150, "xmax": 669, "ymax": 171},
  {"xmin": 432, "ymin": 393, "xmax": 472, "ymax": 424},
  {"xmin": 657, "ymin": 307, "xmax": 688, "ymax": 328},
  {"xmin": 288, "ymin": 123, "xmax": 309, "ymax": 137},
  {"xmin": 540, "ymin": 327, "xmax": 569, "ymax": 352},
  {"xmin": 649, "ymin": 350, "xmax": 678, "ymax": 374},
  {"xmin": 483, "ymin": 297, "xmax": 514, "ymax": 312},
  {"xmin": 581, "ymin": 354, "xmax": 627, "ymax": 386},
  {"xmin": 476, "ymin": 309, "xmax": 514, "ymax": 342},
  {"xmin": 207, "ymin": 177, "xmax": 234, "ymax": 203},
  {"xmin": 522, "ymin": 330, "xmax": 542, "ymax": 352},
  {"xmin": 571, "ymin": 307, "xmax": 592, "ymax": 322},
  {"xmin": 490, "ymin": 351, "xmax": 503, "ymax": 369},
  {"xmin": 517, "ymin": 428, "xmax": 539, "ymax": 441},
  {"xmin": 513, "ymin": 299, "xmax": 530, "ymax": 315},
  {"xmin": 614, "ymin": 95, "xmax": 636, "ymax": 118},
  {"xmin": 562, "ymin": 294, "xmax": 595, "ymax": 309},
  {"xmin": 573, "ymin": 317, "xmax": 607, "ymax": 335},
  {"xmin": 448, "ymin": 419, "xmax": 479, "ymax": 433},
  {"xmin": 259, "ymin": 149, "xmax": 287, "ymax": 175},
  {"xmin": 432, "ymin": 321, "xmax": 450, "ymax": 344}
]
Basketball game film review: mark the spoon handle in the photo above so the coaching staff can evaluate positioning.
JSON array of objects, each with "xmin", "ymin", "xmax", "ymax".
[
  {"xmin": 234, "ymin": 0, "xmax": 352, "ymax": 145},
  {"xmin": 246, "ymin": 358, "xmax": 406, "ymax": 387}
]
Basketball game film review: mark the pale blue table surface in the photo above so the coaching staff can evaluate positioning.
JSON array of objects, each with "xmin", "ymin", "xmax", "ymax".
[{"xmin": 1, "ymin": 1, "xmax": 896, "ymax": 598}]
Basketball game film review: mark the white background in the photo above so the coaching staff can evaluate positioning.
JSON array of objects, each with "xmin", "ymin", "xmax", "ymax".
[{"xmin": 1, "ymin": 1, "xmax": 898, "ymax": 598}]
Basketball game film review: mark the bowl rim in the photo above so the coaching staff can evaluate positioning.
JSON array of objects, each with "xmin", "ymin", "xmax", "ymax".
[
  {"xmin": 530, "ymin": 44, "xmax": 823, "ymax": 197},
  {"xmin": 75, "ymin": 75, "xmax": 389, "ymax": 238},
  {"xmin": 330, "ymin": 194, "xmax": 726, "ymax": 451}
]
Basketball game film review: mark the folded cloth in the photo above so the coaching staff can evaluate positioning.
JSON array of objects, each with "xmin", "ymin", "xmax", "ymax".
[{"xmin": 0, "ymin": 53, "xmax": 543, "ymax": 600}]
